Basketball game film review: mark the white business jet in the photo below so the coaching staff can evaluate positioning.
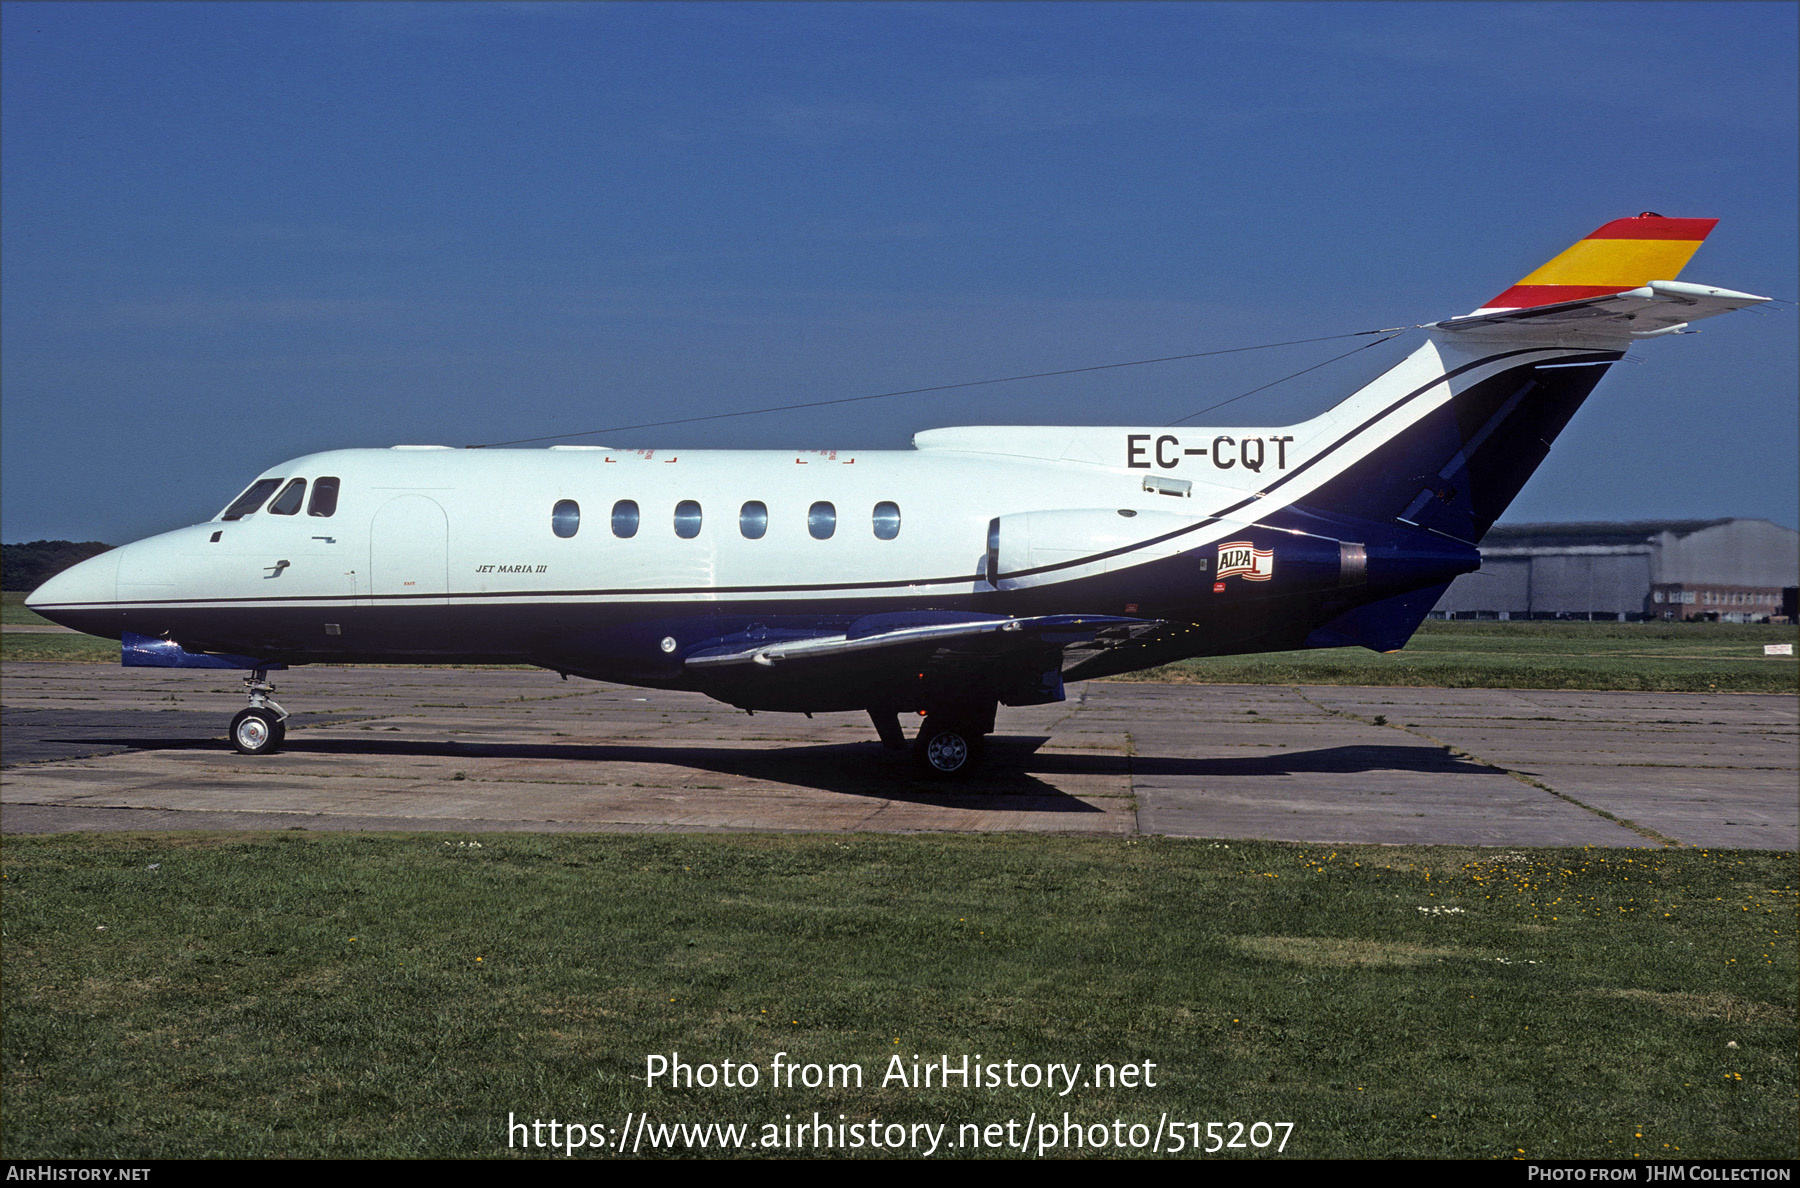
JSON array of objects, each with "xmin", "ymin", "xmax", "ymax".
[{"xmin": 27, "ymin": 215, "xmax": 1768, "ymax": 774}]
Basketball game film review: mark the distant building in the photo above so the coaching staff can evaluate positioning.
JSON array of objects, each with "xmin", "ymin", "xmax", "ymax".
[{"xmin": 1430, "ymin": 519, "xmax": 1799, "ymax": 623}]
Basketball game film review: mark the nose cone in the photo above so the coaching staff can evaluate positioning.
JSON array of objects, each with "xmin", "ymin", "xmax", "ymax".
[{"xmin": 24, "ymin": 549, "xmax": 121, "ymax": 630}]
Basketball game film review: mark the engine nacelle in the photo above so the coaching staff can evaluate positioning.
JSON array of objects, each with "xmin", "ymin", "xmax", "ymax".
[{"xmin": 987, "ymin": 507, "xmax": 1202, "ymax": 590}]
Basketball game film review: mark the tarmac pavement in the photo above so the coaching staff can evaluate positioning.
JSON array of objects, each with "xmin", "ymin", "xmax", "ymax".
[{"xmin": 2, "ymin": 662, "xmax": 1793, "ymax": 848}]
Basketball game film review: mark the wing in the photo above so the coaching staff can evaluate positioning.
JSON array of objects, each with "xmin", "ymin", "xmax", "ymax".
[
  {"xmin": 683, "ymin": 611, "xmax": 1156, "ymax": 671},
  {"xmin": 677, "ymin": 610, "xmax": 1162, "ymax": 713}
]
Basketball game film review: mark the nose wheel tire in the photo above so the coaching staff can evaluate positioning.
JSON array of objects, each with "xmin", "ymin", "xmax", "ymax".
[
  {"xmin": 913, "ymin": 719, "xmax": 984, "ymax": 778},
  {"xmin": 231, "ymin": 707, "xmax": 285, "ymax": 755}
]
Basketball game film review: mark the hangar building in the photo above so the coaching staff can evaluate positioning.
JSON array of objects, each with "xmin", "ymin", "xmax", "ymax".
[{"xmin": 1430, "ymin": 519, "xmax": 1799, "ymax": 622}]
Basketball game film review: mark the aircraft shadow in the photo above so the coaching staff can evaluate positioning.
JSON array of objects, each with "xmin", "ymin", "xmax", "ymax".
[
  {"xmin": 24, "ymin": 730, "xmax": 1109, "ymax": 811},
  {"xmin": 1126, "ymin": 744, "xmax": 1506, "ymax": 779},
  {"xmin": 23, "ymin": 717, "xmax": 1500, "ymax": 809}
]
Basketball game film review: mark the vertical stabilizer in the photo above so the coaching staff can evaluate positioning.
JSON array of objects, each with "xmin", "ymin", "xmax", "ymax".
[
  {"xmin": 1474, "ymin": 212, "xmax": 1716, "ymax": 313},
  {"xmin": 1288, "ymin": 214, "xmax": 1738, "ymax": 544}
]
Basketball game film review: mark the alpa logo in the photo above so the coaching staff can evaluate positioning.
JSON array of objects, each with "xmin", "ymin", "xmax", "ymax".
[{"xmin": 1216, "ymin": 541, "xmax": 1274, "ymax": 581}]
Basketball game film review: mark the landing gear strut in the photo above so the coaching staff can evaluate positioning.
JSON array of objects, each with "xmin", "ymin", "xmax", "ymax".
[
  {"xmin": 231, "ymin": 669, "xmax": 289, "ymax": 755},
  {"xmin": 868, "ymin": 708, "xmax": 908, "ymax": 752}
]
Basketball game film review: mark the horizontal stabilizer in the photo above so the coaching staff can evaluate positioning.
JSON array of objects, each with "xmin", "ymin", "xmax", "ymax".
[{"xmin": 1437, "ymin": 280, "xmax": 1769, "ymax": 340}]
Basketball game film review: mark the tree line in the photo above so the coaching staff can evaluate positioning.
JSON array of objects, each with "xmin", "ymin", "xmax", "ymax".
[{"xmin": 3, "ymin": 541, "xmax": 114, "ymax": 591}]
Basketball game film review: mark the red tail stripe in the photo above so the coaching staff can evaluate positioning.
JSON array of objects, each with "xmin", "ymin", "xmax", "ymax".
[
  {"xmin": 1583, "ymin": 217, "xmax": 1717, "ymax": 241},
  {"xmin": 1483, "ymin": 284, "xmax": 1641, "ymax": 308}
]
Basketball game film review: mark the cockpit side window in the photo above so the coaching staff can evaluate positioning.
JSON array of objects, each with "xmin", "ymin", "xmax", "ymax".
[
  {"xmin": 308, "ymin": 477, "xmax": 341, "ymax": 517},
  {"xmin": 220, "ymin": 478, "xmax": 284, "ymax": 521},
  {"xmin": 268, "ymin": 479, "xmax": 307, "ymax": 515}
]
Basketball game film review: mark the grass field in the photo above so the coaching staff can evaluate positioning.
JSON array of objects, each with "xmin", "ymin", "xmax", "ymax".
[
  {"xmin": 1120, "ymin": 620, "xmax": 1798, "ymax": 693},
  {"xmin": 0, "ymin": 631, "xmax": 120, "ymax": 663},
  {"xmin": 5, "ymin": 593, "xmax": 1793, "ymax": 692},
  {"xmin": 2, "ymin": 590, "xmax": 55, "ymax": 625},
  {"xmin": 2, "ymin": 833, "xmax": 1791, "ymax": 1159}
]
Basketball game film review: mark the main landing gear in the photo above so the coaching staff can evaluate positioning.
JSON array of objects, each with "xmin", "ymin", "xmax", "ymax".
[
  {"xmin": 230, "ymin": 669, "xmax": 289, "ymax": 755},
  {"xmin": 914, "ymin": 717, "xmax": 986, "ymax": 777},
  {"xmin": 869, "ymin": 703, "xmax": 996, "ymax": 778}
]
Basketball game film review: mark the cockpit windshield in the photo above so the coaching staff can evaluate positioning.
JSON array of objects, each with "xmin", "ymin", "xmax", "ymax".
[
  {"xmin": 220, "ymin": 478, "xmax": 284, "ymax": 521},
  {"xmin": 267, "ymin": 479, "xmax": 307, "ymax": 515}
]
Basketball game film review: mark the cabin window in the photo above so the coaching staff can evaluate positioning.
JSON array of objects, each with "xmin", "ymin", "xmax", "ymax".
[
  {"xmin": 674, "ymin": 500, "xmax": 703, "ymax": 539},
  {"xmin": 739, "ymin": 501, "xmax": 768, "ymax": 539},
  {"xmin": 268, "ymin": 479, "xmax": 307, "ymax": 516},
  {"xmin": 221, "ymin": 478, "xmax": 284, "ymax": 521},
  {"xmin": 308, "ymin": 477, "xmax": 340, "ymax": 517},
  {"xmin": 808, "ymin": 501, "xmax": 836, "ymax": 540},
  {"xmin": 612, "ymin": 500, "xmax": 639, "ymax": 538},
  {"xmin": 872, "ymin": 501, "xmax": 901, "ymax": 540},
  {"xmin": 552, "ymin": 499, "xmax": 581, "ymax": 538}
]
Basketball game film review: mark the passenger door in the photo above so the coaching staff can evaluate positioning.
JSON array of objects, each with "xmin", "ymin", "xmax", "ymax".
[{"xmin": 369, "ymin": 495, "xmax": 449, "ymax": 603}]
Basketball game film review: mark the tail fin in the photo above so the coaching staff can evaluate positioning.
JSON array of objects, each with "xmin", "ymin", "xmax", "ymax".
[
  {"xmin": 1290, "ymin": 213, "xmax": 1762, "ymax": 546},
  {"xmin": 1295, "ymin": 339, "xmax": 1625, "ymax": 544},
  {"xmin": 1474, "ymin": 212, "xmax": 1716, "ymax": 313}
]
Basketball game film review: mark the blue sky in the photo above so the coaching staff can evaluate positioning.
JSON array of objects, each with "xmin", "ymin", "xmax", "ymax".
[{"xmin": 4, "ymin": 1, "xmax": 1795, "ymax": 543}]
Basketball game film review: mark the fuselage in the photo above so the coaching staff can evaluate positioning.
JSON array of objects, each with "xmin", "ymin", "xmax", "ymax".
[
  {"xmin": 28, "ymin": 332, "xmax": 1624, "ymax": 710},
  {"xmin": 31, "ymin": 429, "xmax": 1359, "ymax": 666}
]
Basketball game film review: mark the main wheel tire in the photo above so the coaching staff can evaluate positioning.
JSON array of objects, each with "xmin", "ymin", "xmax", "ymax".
[
  {"xmin": 231, "ymin": 708, "xmax": 283, "ymax": 755},
  {"xmin": 913, "ymin": 719, "xmax": 985, "ymax": 777}
]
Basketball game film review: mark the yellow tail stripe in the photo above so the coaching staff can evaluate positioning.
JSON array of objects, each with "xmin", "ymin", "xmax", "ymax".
[{"xmin": 1516, "ymin": 237, "xmax": 1707, "ymax": 288}]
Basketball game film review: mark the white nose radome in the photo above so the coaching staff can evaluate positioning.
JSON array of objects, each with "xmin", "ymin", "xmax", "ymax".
[{"xmin": 25, "ymin": 548, "xmax": 121, "ymax": 618}]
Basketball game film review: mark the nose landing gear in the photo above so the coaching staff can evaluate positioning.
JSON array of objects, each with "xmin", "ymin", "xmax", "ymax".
[{"xmin": 230, "ymin": 670, "xmax": 289, "ymax": 755}]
